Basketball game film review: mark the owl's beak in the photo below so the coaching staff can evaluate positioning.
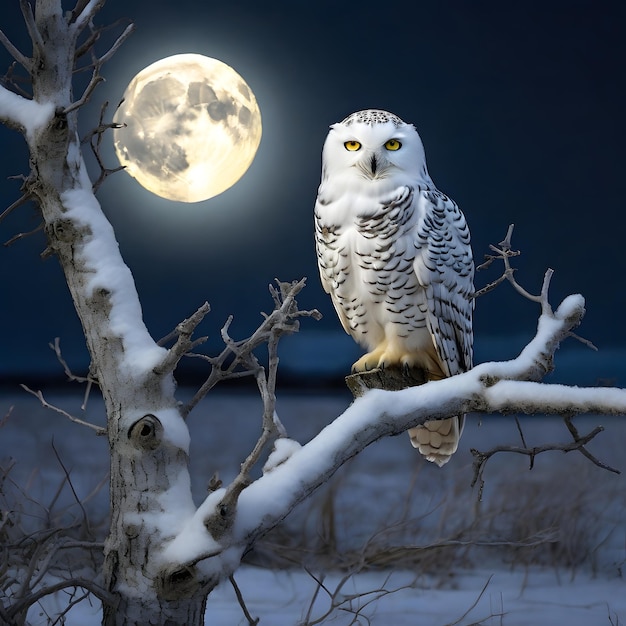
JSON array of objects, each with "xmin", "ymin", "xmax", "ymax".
[
  {"xmin": 356, "ymin": 150, "xmax": 388, "ymax": 180},
  {"xmin": 370, "ymin": 154, "xmax": 378, "ymax": 176},
  {"xmin": 364, "ymin": 151, "xmax": 390, "ymax": 179}
]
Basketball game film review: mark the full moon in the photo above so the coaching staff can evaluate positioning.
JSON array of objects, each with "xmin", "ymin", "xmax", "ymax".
[{"xmin": 112, "ymin": 54, "xmax": 262, "ymax": 203}]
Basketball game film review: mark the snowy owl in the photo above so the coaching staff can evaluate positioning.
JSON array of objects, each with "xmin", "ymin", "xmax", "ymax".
[{"xmin": 314, "ymin": 109, "xmax": 474, "ymax": 466}]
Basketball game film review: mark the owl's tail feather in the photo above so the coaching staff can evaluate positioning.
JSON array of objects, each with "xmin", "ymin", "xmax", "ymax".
[{"xmin": 408, "ymin": 416, "xmax": 463, "ymax": 467}]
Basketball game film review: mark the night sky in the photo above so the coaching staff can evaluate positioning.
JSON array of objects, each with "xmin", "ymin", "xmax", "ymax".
[{"xmin": 1, "ymin": 1, "xmax": 625, "ymax": 384}]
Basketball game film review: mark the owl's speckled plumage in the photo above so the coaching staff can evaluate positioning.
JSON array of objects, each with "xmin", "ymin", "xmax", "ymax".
[{"xmin": 314, "ymin": 109, "xmax": 474, "ymax": 466}]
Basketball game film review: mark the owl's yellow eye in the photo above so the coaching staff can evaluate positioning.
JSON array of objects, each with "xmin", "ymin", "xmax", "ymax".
[
  {"xmin": 384, "ymin": 139, "xmax": 402, "ymax": 151},
  {"xmin": 344, "ymin": 140, "xmax": 362, "ymax": 151}
]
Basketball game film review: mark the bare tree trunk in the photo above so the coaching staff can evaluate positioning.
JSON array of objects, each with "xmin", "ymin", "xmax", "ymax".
[{"xmin": 7, "ymin": 2, "xmax": 210, "ymax": 623}]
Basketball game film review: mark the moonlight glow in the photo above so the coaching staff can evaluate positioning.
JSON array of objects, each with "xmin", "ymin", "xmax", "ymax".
[{"xmin": 112, "ymin": 54, "xmax": 262, "ymax": 202}]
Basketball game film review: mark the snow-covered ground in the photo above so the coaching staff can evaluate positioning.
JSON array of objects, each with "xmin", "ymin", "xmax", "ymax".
[{"xmin": 2, "ymin": 387, "xmax": 625, "ymax": 625}]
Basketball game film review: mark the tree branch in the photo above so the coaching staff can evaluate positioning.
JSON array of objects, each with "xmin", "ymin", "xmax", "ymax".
[
  {"xmin": 163, "ymin": 242, "xmax": 623, "ymax": 585},
  {"xmin": 64, "ymin": 72, "xmax": 104, "ymax": 114},
  {"xmin": 0, "ymin": 29, "xmax": 31, "ymax": 72},
  {"xmin": 182, "ymin": 279, "xmax": 321, "ymax": 418},
  {"xmin": 0, "ymin": 192, "xmax": 32, "ymax": 224},
  {"xmin": 20, "ymin": 385, "xmax": 106, "ymax": 435},
  {"xmin": 230, "ymin": 291, "xmax": 623, "ymax": 549},
  {"xmin": 96, "ymin": 22, "xmax": 134, "ymax": 65},
  {"xmin": 474, "ymin": 223, "xmax": 551, "ymax": 312},
  {"xmin": 470, "ymin": 414, "xmax": 619, "ymax": 500},
  {"xmin": 19, "ymin": 0, "xmax": 44, "ymax": 60},
  {"xmin": 3, "ymin": 221, "xmax": 43, "ymax": 247},
  {"xmin": 49, "ymin": 336, "xmax": 93, "ymax": 385},
  {"xmin": 153, "ymin": 302, "xmax": 210, "ymax": 376},
  {"xmin": 68, "ymin": 0, "xmax": 106, "ymax": 31},
  {"xmin": 229, "ymin": 574, "xmax": 259, "ymax": 626},
  {"xmin": 81, "ymin": 100, "xmax": 126, "ymax": 191},
  {"xmin": 7, "ymin": 577, "xmax": 117, "ymax": 620},
  {"xmin": 65, "ymin": 22, "xmax": 134, "ymax": 114},
  {"xmin": 203, "ymin": 280, "xmax": 318, "ymax": 538}
]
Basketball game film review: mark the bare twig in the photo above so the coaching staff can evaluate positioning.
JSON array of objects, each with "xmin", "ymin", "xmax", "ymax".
[
  {"xmin": 0, "ymin": 192, "xmax": 32, "ymax": 224},
  {"xmin": 0, "ymin": 30, "xmax": 31, "ymax": 72},
  {"xmin": 563, "ymin": 415, "xmax": 619, "ymax": 473},
  {"xmin": 3, "ymin": 221, "xmax": 43, "ymax": 247},
  {"xmin": 81, "ymin": 100, "xmax": 127, "ymax": 191},
  {"xmin": 20, "ymin": 385, "xmax": 106, "ymax": 435},
  {"xmin": 52, "ymin": 590, "xmax": 90, "ymax": 625},
  {"xmin": 1, "ymin": 405, "xmax": 13, "ymax": 428},
  {"xmin": 48, "ymin": 337, "xmax": 98, "ymax": 410},
  {"xmin": 201, "ymin": 280, "xmax": 320, "ymax": 539},
  {"xmin": 470, "ymin": 415, "xmax": 619, "ymax": 500},
  {"xmin": 153, "ymin": 302, "xmax": 210, "ymax": 375},
  {"xmin": 183, "ymin": 279, "xmax": 321, "ymax": 418},
  {"xmin": 229, "ymin": 574, "xmax": 259, "ymax": 625},
  {"xmin": 1, "ymin": 62, "xmax": 33, "ymax": 101},
  {"xmin": 474, "ymin": 224, "xmax": 553, "ymax": 314},
  {"xmin": 64, "ymin": 73, "xmax": 104, "ymax": 114},
  {"xmin": 444, "ymin": 575, "xmax": 496, "ymax": 626},
  {"xmin": 96, "ymin": 22, "xmax": 135, "ymax": 66},
  {"xmin": 301, "ymin": 567, "xmax": 417, "ymax": 626},
  {"xmin": 7, "ymin": 577, "xmax": 117, "ymax": 621},
  {"xmin": 568, "ymin": 331, "xmax": 598, "ymax": 351},
  {"xmin": 51, "ymin": 441, "xmax": 93, "ymax": 536},
  {"xmin": 49, "ymin": 337, "xmax": 90, "ymax": 383},
  {"xmin": 65, "ymin": 20, "xmax": 134, "ymax": 114},
  {"xmin": 73, "ymin": 18, "xmax": 132, "ymax": 66},
  {"xmin": 19, "ymin": 0, "xmax": 44, "ymax": 58}
]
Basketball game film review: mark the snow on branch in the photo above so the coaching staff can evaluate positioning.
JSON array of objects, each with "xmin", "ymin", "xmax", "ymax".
[
  {"xmin": 151, "ymin": 226, "xmax": 626, "ymax": 589},
  {"xmin": 232, "ymin": 293, "xmax": 624, "ymax": 548},
  {"xmin": 0, "ymin": 86, "xmax": 54, "ymax": 135},
  {"xmin": 68, "ymin": 0, "xmax": 106, "ymax": 31}
]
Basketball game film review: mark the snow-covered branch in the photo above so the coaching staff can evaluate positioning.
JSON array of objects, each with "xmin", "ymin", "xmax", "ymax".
[
  {"xmin": 159, "ymin": 286, "xmax": 624, "ymax": 587},
  {"xmin": 235, "ymin": 337, "xmax": 624, "ymax": 545},
  {"xmin": 0, "ymin": 86, "xmax": 54, "ymax": 135},
  {"xmin": 68, "ymin": 0, "xmax": 106, "ymax": 31}
]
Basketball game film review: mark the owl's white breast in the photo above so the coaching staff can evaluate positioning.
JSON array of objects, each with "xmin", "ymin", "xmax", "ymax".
[{"xmin": 315, "ymin": 178, "xmax": 434, "ymax": 354}]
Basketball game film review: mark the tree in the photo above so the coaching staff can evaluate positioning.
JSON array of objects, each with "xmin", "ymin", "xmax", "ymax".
[{"xmin": 0, "ymin": 1, "xmax": 624, "ymax": 624}]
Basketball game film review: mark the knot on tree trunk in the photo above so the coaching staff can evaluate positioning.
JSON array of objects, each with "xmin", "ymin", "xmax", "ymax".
[
  {"xmin": 204, "ymin": 486, "xmax": 244, "ymax": 540},
  {"xmin": 156, "ymin": 564, "xmax": 207, "ymax": 602},
  {"xmin": 128, "ymin": 414, "xmax": 163, "ymax": 450}
]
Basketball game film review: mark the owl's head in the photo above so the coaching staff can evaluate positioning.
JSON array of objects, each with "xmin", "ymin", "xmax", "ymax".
[{"xmin": 321, "ymin": 109, "xmax": 431, "ymax": 184}]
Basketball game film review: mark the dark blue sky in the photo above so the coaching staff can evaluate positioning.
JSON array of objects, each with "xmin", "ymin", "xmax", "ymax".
[{"xmin": 1, "ymin": 1, "xmax": 625, "ymax": 383}]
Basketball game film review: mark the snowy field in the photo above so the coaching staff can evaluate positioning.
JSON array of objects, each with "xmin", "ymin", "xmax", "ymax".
[{"xmin": 1, "ymin": 387, "xmax": 625, "ymax": 625}]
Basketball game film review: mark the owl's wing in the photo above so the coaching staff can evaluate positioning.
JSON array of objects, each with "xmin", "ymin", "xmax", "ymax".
[
  {"xmin": 314, "ymin": 199, "xmax": 354, "ymax": 337},
  {"xmin": 413, "ymin": 188, "xmax": 474, "ymax": 377}
]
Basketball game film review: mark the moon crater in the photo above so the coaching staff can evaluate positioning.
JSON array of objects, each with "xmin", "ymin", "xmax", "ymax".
[{"xmin": 113, "ymin": 54, "xmax": 262, "ymax": 203}]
